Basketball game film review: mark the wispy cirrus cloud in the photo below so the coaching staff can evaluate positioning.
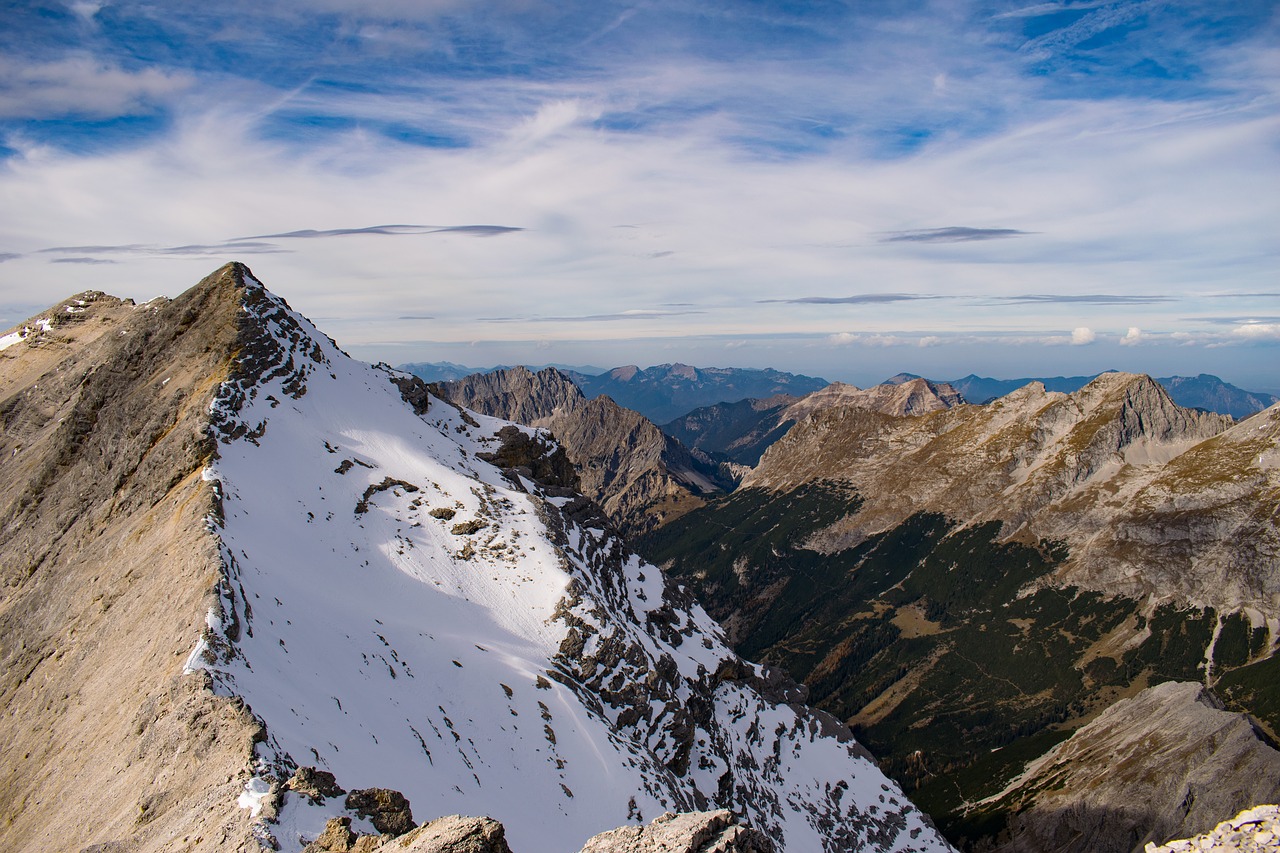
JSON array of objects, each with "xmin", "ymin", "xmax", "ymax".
[
  {"xmin": 0, "ymin": 56, "xmax": 192, "ymax": 120},
  {"xmin": 994, "ymin": 293, "xmax": 1176, "ymax": 305},
  {"xmin": 486, "ymin": 309, "xmax": 705, "ymax": 324},
  {"xmin": 239, "ymin": 225, "xmax": 524, "ymax": 239},
  {"xmin": 760, "ymin": 294, "xmax": 942, "ymax": 305},
  {"xmin": 879, "ymin": 227, "xmax": 1032, "ymax": 244}
]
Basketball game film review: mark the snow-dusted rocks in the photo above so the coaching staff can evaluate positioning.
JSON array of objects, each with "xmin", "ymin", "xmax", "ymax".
[
  {"xmin": 186, "ymin": 264, "xmax": 950, "ymax": 853},
  {"xmin": 1145, "ymin": 805, "xmax": 1280, "ymax": 853}
]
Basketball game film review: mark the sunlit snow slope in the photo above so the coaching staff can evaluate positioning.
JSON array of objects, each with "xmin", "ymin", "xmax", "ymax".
[{"xmin": 188, "ymin": 265, "xmax": 950, "ymax": 853}]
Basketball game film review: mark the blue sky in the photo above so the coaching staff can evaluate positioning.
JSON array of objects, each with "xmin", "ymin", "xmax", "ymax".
[{"xmin": 1, "ymin": 1, "xmax": 1278, "ymax": 391}]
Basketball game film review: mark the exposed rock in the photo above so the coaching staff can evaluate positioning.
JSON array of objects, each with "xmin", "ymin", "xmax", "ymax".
[
  {"xmin": 781, "ymin": 378, "xmax": 964, "ymax": 422},
  {"xmin": 436, "ymin": 366, "xmax": 730, "ymax": 535},
  {"xmin": 744, "ymin": 371, "xmax": 1253, "ymax": 613},
  {"xmin": 286, "ymin": 767, "xmax": 346, "ymax": 804},
  {"xmin": 976, "ymin": 682, "xmax": 1280, "ymax": 853},
  {"xmin": 577, "ymin": 810, "xmax": 774, "ymax": 853},
  {"xmin": 304, "ymin": 817, "xmax": 358, "ymax": 852},
  {"xmin": 385, "ymin": 815, "xmax": 512, "ymax": 852},
  {"xmin": 660, "ymin": 395, "xmax": 800, "ymax": 467},
  {"xmin": 0, "ymin": 263, "xmax": 264, "ymax": 852},
  {"xmin": 1146, "ymin": 805, "xmax": 1280, "ymax": 853},
  {"xmin": 345, "ymin": 788, "xmax": 416, "ymax": 836}
]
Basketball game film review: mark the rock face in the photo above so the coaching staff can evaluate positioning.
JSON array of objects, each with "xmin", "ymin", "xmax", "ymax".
[
  {"xmin": 781, "ymin": 378, "xmax": 964, "ymax": 422},
  {"xmin": 0, "ymin": 278, "xmax": 264, "ymax": 852},
  {"xmin": 577, "ymin": 810, "xmax": 774, "ymax": 853},
  {"xmin": 567, "ymin": 363, "xmax": 828, "ymax": 425},
  {"xmin": 974, "ymin": 682, "xmax": 1280, "ymax": 853},
  {"xmin": 745, "ymin": 372, "xmax": 1250, "ymax": 611},
  {"xmin": 642, "ymin": 373, "xmax": 1279, "ymax": 849},
  {"xmin": 660, "ymin": 395, "xmax": 800, "ymax": 468},
  {"xmin": 661, "ymin": 379, "xmax": 964, "ymax": 470},
  {"xmin": 436, "ymin": 366, "xmax": 731, "ymax": 535},
  {"xmin": 1146, "ymin": 805, "xmax": 1280, "ymax": 853},
  {"xmin": 0, "ymin": 264, "xmax": 949, "ymax": 853}
]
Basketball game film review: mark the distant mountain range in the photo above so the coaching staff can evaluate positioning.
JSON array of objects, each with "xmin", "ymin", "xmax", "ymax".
[
  {"xmin": 909, "ymin": 371, "xmax": 1277, "ymax": 419},
  {"xmin": 403, "ymin": 362, "xmax": 830, "ymax": 425},
  {"xmin": 403, "ymin": 362, "xmax": 1277, "ymax": 424},
  {"xmin": 399, "ymin": 360, "xmax": 608, "ymax": 383}
]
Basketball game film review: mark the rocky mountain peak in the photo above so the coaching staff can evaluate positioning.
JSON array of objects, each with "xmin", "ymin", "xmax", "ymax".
[
  {"xmin": 2, "ymin": 265, "xmax": 952, "ymax": 853},
  {"xmin": 438, "ymin": 367, "xmax": 729, "ymax": 535},
  {"xmin": 610, "ymin": 365, "xmax": 641, "ymax": 381},
  {"xmin": 438, "ymin": 365, "xmax": 585, "ymax": 428},
  {"xmin": 781, "ymin": 377, "xmax": 964, "ymax": 423}
]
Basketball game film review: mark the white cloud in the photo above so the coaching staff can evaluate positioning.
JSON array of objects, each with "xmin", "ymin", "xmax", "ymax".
[
  {"xmin": 69, "ymin": 1, "xmax": 104, "ymax": 22},
  {"xmin": 1119, "ymin": 326, "xmax": 1145, "ymax": 346},
  {"xmin": 0, "ymin": 57, "xmax": 192, "ymax": 120},
  {"xmin": 1231, "ymin": 323, "xmax": 1280, "ymax": 341},
  {"xmin": 1071, "ymin": 327, "xmax": 1096, "ymax": 345}
]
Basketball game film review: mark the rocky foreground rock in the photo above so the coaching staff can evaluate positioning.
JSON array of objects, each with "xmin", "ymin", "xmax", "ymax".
[
  {"xmin": 1146, "ymin": 805, "xmax": 1280, "ymax": 853},
  {"xmin": 302, "ymin": 810, "xmax": 771, "ymax": 853}
]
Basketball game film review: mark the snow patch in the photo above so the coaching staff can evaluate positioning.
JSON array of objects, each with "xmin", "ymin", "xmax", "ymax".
[{"xmin": 238, "ymin": 776, "xmax": 273, "ymax": 817}]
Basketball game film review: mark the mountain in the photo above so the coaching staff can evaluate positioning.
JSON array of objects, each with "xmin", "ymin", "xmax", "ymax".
[
  {"xmin": 0, "ymin": 264, "xmax": 949, "ymax": 853},
  {"xmin": 971, "ymin": 681, "xmax": 1280, "ymax": 852},
  {"xmin": 400, "ymin": 362, "xmax": 608, "ymax": 384},
  {"xmin": 946, "ymin": 372, "xmax": 1277, "ymax": 417},
  {"xmin": 1156, "ymin": 374, "xmax": 1279, "ymax": 420},
  {"xmin": 640, "ymin": 373, "xmax": 1280, "ymax": 850},
  {"xmin": 434, "ymin": 366, "xmax": 732, "ymax": 536},
  {"xmin": 567, "ymin": 364, "xmax": 829, "ymax": 425},
  {"xmin": 943, "ymin": 372, "xmax": 1105, "ymax": 403},
  {"xmin": 660, "ymin": 395, "xmax": 801, "ymax": 468},
  {"xmin": 661, "ymin": 378, "xmax": 965, "ymax": 469}
]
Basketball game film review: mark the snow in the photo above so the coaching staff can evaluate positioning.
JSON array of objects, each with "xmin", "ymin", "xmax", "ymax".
[
  {"xmin": 193, "ymin": 281, "xmax": 951, "ymax": 853},
  {"xmin": 0, "ymin": 330, "xmax": 22, "ymax": 351},
  {"xmin": 238, "ymin": 776, "xmax": 273, "ymax": 817}
]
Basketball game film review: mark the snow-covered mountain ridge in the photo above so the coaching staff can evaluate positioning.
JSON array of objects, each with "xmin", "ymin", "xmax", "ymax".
[{"xmin": 157, "ymin": 264, "xmax": 950, "ymax": 852}]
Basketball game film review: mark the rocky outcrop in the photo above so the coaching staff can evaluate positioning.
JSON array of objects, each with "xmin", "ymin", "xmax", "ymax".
[
  {"xmin": 577, "ymin": 810, "xmax": 774, "ymax": 853},
  {"xmin": 346, "ymin": 788, "xmax": 415, "ymax": 836},
  {"xmin": 390, "ymin": 816, "xmax": 512, "ymax": 853},
  {"xmin": 304, "ymin": 811, "xmax": 768, "ymax": 853},
  {"xmin": 1146, "ymin": 805, "xmax": 1280, "ymax": 853},
  {"xmin": 781, "ymin": 378, "xmax": 964, "ymax": 422},
  {"xmin": 437, "ymin": 366, "xmax": 730, "ymax": 535},
  {"xmin": 973, "ymin": 682, "xmax": 1280, "ymax": 853}
]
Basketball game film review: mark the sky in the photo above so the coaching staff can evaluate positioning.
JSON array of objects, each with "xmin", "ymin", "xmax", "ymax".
[{"xmin": 0, "ymin": 1, "xmax": 1277, "ymax": 392}]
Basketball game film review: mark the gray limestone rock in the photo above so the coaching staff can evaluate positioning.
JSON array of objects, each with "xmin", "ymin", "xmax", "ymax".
[{"xmin": 577, "ymin": 810, "xmax": 774, "ymax": 853}]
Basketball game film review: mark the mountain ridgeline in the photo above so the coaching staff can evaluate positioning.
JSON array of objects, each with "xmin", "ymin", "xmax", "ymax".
[
  {"xmin": 0, "ymin": 264, "xmax": 950, "ymax": 853},
  {"xmin": 433, "ymin": 366, "xmax": 734, "ymax": 536},
  {"xmin": 640, "ymin": 372, "xmax": 1280, "ymax": 852}
]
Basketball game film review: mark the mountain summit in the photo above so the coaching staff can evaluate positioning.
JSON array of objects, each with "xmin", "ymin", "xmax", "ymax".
[{"xmin": 0, "ymin": 264, "xmax": 949, "ymax": 853}]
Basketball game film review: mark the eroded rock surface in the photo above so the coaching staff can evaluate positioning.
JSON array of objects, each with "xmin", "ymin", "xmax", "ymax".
[{"xmin": 577, "ymin": 810, "xmax": 774, "ymax": 853}]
